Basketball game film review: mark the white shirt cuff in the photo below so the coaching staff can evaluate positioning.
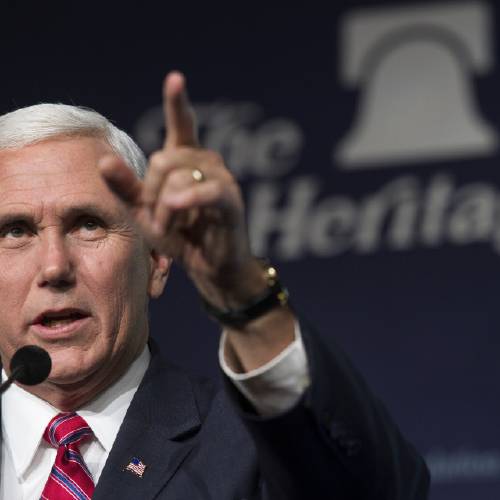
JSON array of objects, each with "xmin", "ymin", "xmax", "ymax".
[{"xmin": 218, "ymin": 322, "xmax": 310, "ymax": 416}]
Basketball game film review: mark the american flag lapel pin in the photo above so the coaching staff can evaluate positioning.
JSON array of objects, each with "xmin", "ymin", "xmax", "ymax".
[{"xmin": 123, "ymin": 457, "xmax": 147, "ymax": 478}]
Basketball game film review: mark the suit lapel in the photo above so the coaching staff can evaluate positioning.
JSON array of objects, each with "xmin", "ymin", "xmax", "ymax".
[{"xmin": 93, "ymin": 341, "xmax": 202, "ymax": 500}]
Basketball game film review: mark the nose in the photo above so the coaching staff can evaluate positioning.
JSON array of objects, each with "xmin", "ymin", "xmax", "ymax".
[{"xmin": 37, "ymin": 232, "xmax": 75, "ymax": 289}]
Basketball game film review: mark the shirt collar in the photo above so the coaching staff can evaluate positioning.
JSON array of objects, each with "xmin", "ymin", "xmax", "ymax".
[
  {"xmin": 78, "ymin": 346, "xmax": 150, "ymax": 453},
  {"xmin": 2, "ymin": 378, "xmax": 57, "ymax": 480},
  {"xmin": 2, "ymin": 345, "xmax": 150, "ymax": 479}
]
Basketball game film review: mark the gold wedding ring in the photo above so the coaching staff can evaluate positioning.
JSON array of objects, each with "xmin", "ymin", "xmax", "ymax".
[{"xmin": 192, "ymin": 168, "xmax": 205, "ymax": 183}]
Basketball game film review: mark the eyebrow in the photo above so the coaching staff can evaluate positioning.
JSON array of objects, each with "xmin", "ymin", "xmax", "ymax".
[
  {"xmin": 0, "ymin": 203, "xmax": 121, "ymax": 228},
  {"xmin": 59, "ymin": 203, "xmax": 118, "ymax": 222},
  {"xmin": 0, "ymin": 211, "xmax": 36, "ymax": 228}
]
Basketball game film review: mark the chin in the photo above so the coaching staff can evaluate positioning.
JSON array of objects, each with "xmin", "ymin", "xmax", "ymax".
[
  {"xmin": 46, "ymin": 366, "xmax": 95, "ymax": 386},
  {"xmin": 46, "ymin": 350, "xmax": 104, "ymax": 386}
]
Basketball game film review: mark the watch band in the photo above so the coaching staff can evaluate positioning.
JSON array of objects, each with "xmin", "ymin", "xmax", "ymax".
[{"xmin": 201, "ymin": 263, "xmax": 289, "ymax": 327}]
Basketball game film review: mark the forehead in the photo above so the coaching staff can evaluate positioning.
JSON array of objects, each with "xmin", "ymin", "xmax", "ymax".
[{"xmin": 0, "ymin": 136, "xmax": 117, "ymax": 206}]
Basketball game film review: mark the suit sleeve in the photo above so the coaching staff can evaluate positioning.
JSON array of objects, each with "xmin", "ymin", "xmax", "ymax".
[{"xmin": 222, "ymin": 317, "xmax": 430, "ymax": 500}]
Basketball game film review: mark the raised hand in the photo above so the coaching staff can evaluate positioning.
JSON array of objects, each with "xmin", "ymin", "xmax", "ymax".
[
  {"xmin": 99, "ymin": 71, "xmax": 266, "ymax": 309},
  {"xmin": 100, "ymin": 71, "xmax": 295, "ymax": 370}
]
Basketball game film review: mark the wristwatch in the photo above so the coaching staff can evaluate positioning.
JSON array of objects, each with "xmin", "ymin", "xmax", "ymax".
[{"xmin": 201, "ymin": 261, "xmax": 289, "ymax": 328}]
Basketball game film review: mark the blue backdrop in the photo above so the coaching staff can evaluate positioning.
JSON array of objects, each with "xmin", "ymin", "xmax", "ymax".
[{"xmin": 3, "ymin": 2, "xmax": 499, "ymax": 498}]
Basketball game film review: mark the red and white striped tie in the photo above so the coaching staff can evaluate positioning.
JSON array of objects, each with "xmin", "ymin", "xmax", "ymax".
[{"xmin": 40, "ymin": 412, "xmax": 95, "ymax": 500}]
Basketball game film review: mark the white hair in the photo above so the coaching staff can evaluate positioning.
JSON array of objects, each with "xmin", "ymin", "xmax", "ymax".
[{"xmin": 0, "ymin": 103, "xmax": 147, "ymax": 178}]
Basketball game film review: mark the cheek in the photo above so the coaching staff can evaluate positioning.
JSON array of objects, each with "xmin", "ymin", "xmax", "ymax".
[
  {"xmin": 0, "ymin": 257, "xmax": 37, "ymax": 366},
  {"xmin": 0, "ymin": 249, "xmax": 37, "ymax": 292},
  {"xmin": 77, "ymin": 240, "xmax": 150, "ymax": 328},
  {"xmin": 0, "ymin": 250, "xmax": 37, "ymax": 326}
]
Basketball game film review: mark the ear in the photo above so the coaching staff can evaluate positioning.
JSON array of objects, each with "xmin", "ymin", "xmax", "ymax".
[{"xmin": 148, "ymin": 249, "xmax": 172, "ymax": 299}]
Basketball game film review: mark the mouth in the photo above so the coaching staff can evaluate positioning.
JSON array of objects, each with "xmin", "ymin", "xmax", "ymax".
[{"xmin": 32, "ymin": 309, "xmax": 90, "ymax": 330}]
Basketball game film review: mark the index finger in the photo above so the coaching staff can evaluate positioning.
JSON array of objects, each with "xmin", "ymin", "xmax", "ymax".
[{"xmin": 163, "ymin": 71, "xmax": 199, "ymax": 149}]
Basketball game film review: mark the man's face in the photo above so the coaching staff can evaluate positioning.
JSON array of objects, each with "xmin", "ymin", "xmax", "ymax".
[{"xmin": 0, "ymin": 136, "xmax": 161, "ymax": 390}]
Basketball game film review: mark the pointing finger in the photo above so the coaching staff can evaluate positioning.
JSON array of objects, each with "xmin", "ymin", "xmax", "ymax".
[{"xmin": 163, "ymin": 71, "xmax": 198, "ymax": 149}]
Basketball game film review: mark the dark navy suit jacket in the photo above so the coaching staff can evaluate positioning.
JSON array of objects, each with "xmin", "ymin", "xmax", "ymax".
[
  {"xmin": 0, "ymin": 322, "xmax": 429, "ymax": 498},
  {"xmin": 87, "ymin": 321, "xmax": 430, "ymax": 500}
]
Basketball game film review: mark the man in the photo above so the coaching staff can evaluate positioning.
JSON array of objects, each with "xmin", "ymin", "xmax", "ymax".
[{"xmin": 0, "ymin": 71, "xmax": 429, "ymax": 499}]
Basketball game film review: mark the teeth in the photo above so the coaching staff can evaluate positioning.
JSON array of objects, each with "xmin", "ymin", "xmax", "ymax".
[{"xmin": 42, "ymin": 317, "xmax": 77, "ymax": 327}]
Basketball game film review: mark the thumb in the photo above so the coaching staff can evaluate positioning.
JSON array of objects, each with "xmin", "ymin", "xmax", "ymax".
[{"xmin": 98, "ymin": 154, "xmax": 144, "ymax": 206}]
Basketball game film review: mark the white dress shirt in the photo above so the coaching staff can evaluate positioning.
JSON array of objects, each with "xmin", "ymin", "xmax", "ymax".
[
  {"xmin": 1, "ymin": 347, "xmax": 150, "ymax": 499},
  {"xmin": 219, "ymin": 322, "xmax": 310, "ymax": 414},
  {"xmin": 1, "ymin": 327, "xmax": 309, "ymax": 499}
]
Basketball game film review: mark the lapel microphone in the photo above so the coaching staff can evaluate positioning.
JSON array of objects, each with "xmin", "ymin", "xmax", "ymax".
[{"xmin": 0, "ymin": 345, "xmax": 52, "ymax": 395}]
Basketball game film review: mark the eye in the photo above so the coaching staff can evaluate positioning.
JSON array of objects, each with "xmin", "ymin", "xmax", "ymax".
[
  {"xmin": 81, "ymin": 218, "xmax": 100, "ymax": 231},
  {"xmin": 0, "ymin": 221, "xmax": 33, "ymax": 248},
  {"xmin": 73, "ymin": 216, "xmax": 106, "ymax": 240},
  {"xmin": 1, "ymin": 222, "xmax": 30, "ymax": 238}
]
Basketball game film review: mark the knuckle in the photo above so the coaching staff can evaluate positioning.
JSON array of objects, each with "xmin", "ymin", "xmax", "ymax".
[
  {"xmin": 223, "ymin": 169, "xmax": 236, "ymax": 183},
  {"xmin": 210, "ymin": 180, "xmax": 224, "ymax": 197},
  {"xmin": 169, "ymin": 168, "xmax": 189, "ymax": 186},
  {"xmin": 148, "ymin": 151, "xmax": 164, "ymax": 164},
  {"xmin": 204, "ymin": 150, "xmax": 224, "ymax": 167},
  {"xmin": 149, "ymin": 151, "xmax": 168, "ymax": 170}
]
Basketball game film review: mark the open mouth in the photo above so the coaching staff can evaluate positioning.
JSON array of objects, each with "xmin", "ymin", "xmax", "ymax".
[{"xmin": 34, "ymin": 310, "xmax": 89, "ymax": 329}]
